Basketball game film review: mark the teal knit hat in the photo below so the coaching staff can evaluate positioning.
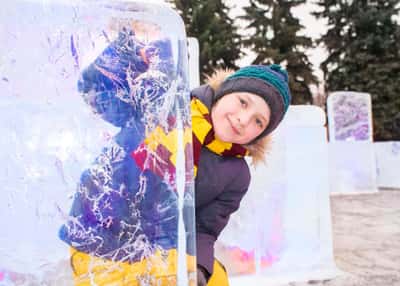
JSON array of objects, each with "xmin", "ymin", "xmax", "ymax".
[{"xmin": 214, "ymin": 64, "xmax": 291, "ymax": 140}]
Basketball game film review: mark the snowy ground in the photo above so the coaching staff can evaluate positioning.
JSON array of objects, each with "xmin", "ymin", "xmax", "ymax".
[{"xmin": 285, "ymin": 189, "xmax": 400, "ymax": 286}]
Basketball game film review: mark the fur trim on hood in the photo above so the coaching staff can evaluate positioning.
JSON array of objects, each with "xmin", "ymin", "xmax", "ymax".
[{"xmin": 205, "ymin": 69, "xmax": 273, "ymax": 166}]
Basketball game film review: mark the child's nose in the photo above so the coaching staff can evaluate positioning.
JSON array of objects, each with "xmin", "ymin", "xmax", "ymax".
[{"xmin": 238, "ymin": 112, "xmax": 251, "ymax": 126}]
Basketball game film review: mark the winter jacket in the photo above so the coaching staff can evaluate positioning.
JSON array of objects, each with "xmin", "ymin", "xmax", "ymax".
[
  {"xmin": 191, "ymin": 78, "xmax": 270, "ymax": 277},
  {"xmin": 59, "ymin": 30, "xmax": 181, "ymax": 263}
]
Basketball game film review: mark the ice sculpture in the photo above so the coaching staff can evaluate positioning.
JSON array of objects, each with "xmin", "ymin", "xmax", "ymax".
[
  {"xmin": 327, "ymin": 91, "xmax": 373, "ymax": 142},
  {"xmin": 0, "ymin": 1, "xmax": 195, "ymax": 285},
  {"xmin": 327, "ymin": 92, "xmax": 377, "ymax": 193},
  {"xmin": 216, "ymin": 106, "xmax": 338, "ymax": 284}
]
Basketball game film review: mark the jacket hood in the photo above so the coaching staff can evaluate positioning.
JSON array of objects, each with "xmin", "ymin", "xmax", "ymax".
[{"xmin": 204, "ymin": 69, "xmax": 273, "ymax": 166}]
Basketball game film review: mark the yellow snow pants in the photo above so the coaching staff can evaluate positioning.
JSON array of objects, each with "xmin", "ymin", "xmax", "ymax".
[{"xmin": 70, "ymin": 248, "xmax": 229, "ymax": 286}]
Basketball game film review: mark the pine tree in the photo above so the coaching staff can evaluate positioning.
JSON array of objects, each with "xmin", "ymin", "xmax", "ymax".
[
  {"xmin": 314, "ymin": 0, "xmax": 400, "ymax": 140},
  {"xmin": 171, "ymin": 0, "xmax": 242, "ymax": 81},
  {"xmin": 242, "ymin": 0, "xmax": 318, "ymax": 104}
]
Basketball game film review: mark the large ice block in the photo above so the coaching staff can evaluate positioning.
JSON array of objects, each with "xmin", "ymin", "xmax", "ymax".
[
  {"xmin": 0, "ymin": 1, "xmax": 195, "ymax": 285},
  {"xmin": 326, "ymin": 92, "xmax": 377, "ymax": 193},
  {"xmin": 328, "ymin": 141, "xmax": 378, "ymax": 193},
  {"xmin": 216, "ymin": 105, "xmax": 338, "ymax": 285}
]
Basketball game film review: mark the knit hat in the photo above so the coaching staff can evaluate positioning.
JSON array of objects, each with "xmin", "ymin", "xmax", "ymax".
[{"xmin": 213, "ymin": 64, "xmax": 291, "ymax": 141}]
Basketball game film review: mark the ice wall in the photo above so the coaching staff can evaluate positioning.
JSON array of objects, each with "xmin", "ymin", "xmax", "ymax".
[
  {"xmin": 375, "ymin": 141, "xmax": 400, "ymax": 189},
  {"xmin": 0, "ymin": 1, "xmax": 195, "ymax": 285}
]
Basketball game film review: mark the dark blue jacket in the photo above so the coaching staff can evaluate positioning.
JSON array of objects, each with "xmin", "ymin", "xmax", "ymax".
[{"xmin": 59, "ymin": 30, "xmax": 180, "ymax": 263}]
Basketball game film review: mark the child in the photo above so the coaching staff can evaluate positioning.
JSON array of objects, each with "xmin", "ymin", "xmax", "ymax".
[
  {"xmin": 59, "ymin": 25, "xmax": 291, "ymax": 286},
  {"xmin": 191, "ymin": 64, "xmax": 290, "ymax": 285}
]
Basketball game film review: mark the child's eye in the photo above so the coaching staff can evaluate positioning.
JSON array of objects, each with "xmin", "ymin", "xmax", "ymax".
[
  {"xmin": 239, "ymin": 98, "xmax": 247, "ymax": 107},
  {"xmin": 255, "ymin": 118, "xmax": 264, "ymax": 128}
]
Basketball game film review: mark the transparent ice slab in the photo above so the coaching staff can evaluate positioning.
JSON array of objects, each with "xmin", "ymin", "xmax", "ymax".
[{"xmin": 0, "ymin": 1, "xmax": 195, "ymax": 285}]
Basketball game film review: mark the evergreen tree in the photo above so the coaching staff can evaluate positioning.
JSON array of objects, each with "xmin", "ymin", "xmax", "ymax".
[
  {"xmin": 171, "ymin": 0, "xmax": 242, "ymax": 80},
  {"xmin": 314, "ymin": 0, "xmax": 400, "ymax": 140},
  {"xmin": 242, "ymin": 0, "xmax": 318, "ymax": 104}
]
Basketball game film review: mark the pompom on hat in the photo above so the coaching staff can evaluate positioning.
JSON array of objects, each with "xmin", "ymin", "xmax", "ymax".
[{"xmin": 213, "ymin": 64, "xmax": 291, "ymax": 141}]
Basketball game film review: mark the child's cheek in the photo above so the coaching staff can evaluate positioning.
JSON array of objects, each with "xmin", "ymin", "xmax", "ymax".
[{"xmin": 250, "ymin": 125, "xmax": 261, "ymax": 139}]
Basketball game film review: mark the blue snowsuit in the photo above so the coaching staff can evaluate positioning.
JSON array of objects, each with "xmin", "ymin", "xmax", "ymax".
[{"xmin": 59, "ymin": 29, "xmax": 181, "ymax": 263}]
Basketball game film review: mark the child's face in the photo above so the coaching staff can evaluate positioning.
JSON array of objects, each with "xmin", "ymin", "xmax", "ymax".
[{"xmin": 211, "ymin": 92, "xmax": 271, "ymax": 145}]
